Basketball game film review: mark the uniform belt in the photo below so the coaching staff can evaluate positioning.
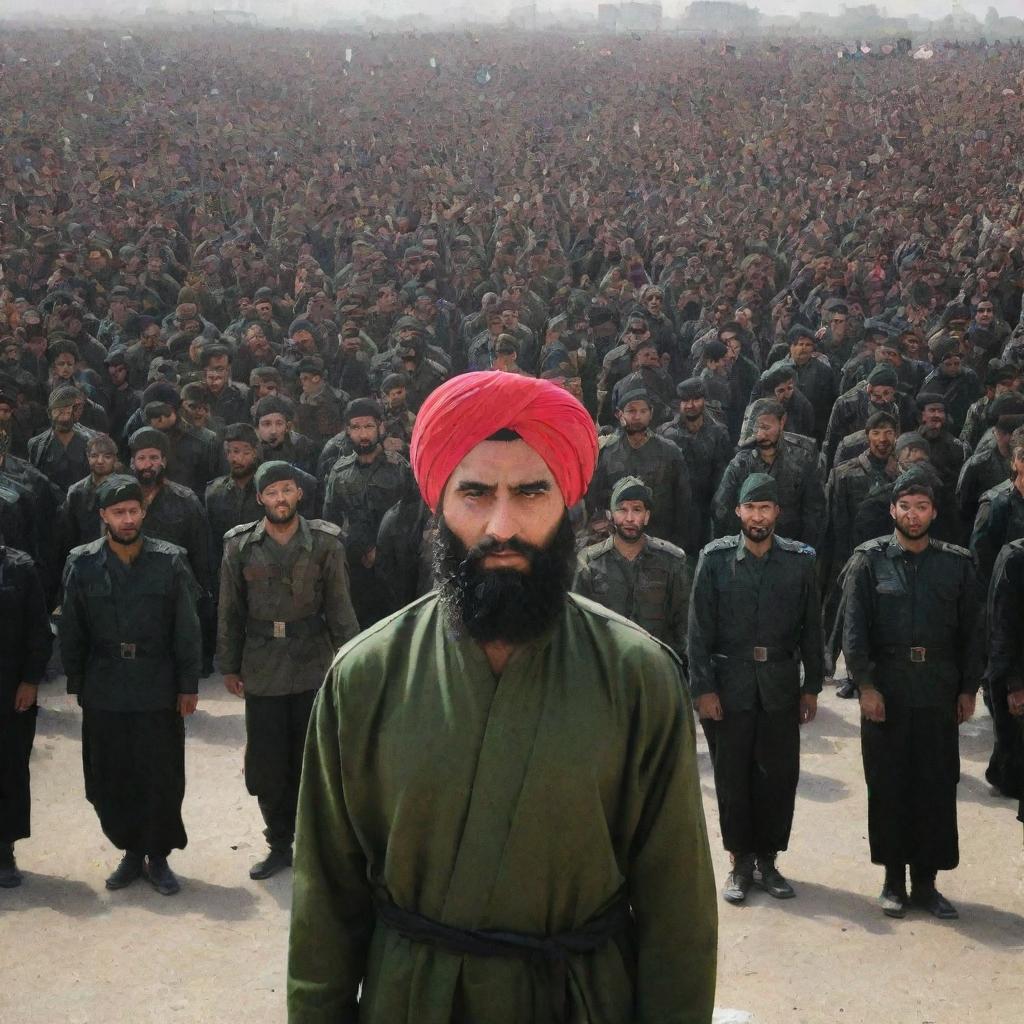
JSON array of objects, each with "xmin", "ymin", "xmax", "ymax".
[
  {"xmin": 246, "ymin": 613, "xmax": 325, "ymax": 639},
  {"xmin": 93, "ymin": 641, "xmax": 162, "ymax": 660},
  {"xmin": 373, "ymin": 888, "xmax": 631, "ymax": 1023},
  {"xmin": 876, "ymin": 646, "xmax": 952, "ymax": 664},
  {"xmin": 714, "ymin": 645, "xmax": 796, "ymax": 663}
]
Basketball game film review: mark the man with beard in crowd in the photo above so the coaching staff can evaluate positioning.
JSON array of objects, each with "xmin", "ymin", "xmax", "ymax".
[
  {"xmin": 59, "ymin": 475, "xmax": 201, "ymax": 896},
  {"xmin": 824, "ymin": 366, "xmax": 903, "ymax": 470},
  {"xmin": 842, "ymin": 471, "xmax": 982, "ymax": 919},
  {"xmin": 288, "ymin": 372, "xmax": 717, "ymax": 1024},
  {"xmin": 254, "ymin": 396, "xmax": 318, "ymax": 478},
  {"xmin": 689, "ymin": 473, "xmax": 823, "ymax": 905},
  {"xmin": 218, "ymin": 461, "xmax": 358, "ymax": 882},
  {"xmin": 573, "ymin": 475, "xmax": 690, "ymax": 663},
  {"xmin": 59, "ymin": 433, "xmax": 119, "ymax": 558}
]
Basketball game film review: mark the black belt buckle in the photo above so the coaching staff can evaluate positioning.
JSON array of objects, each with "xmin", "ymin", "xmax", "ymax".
[
  {"xmin": 753, "ymin": 646, "xmax": 768, "ymax": 663},
  {"xmin": 910, "ymin": 646, "xmax": 926, "ymax": 663},
  {"xmin": 120, "ymin": 642, "xmax": 136, "ymax": 660}
]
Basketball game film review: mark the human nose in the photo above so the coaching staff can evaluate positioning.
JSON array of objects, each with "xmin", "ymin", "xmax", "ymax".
[{"xmin": 484, "ymin": 495, "xmax": 522, "ymax": 544}]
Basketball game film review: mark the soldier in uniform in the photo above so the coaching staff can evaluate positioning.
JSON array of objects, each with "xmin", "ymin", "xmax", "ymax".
[
  {"xmin": 28, "ymin": 386, "xmax": 96, "ymax": 494},
  {"xmin": 254, "ymin": 396, "xmax": 319, "ymax": 478},
  {"xmin": 295, "ymin": 356, "xmax": 347, "ymax": 449},
  {"xmin": 323, "ymin": 399, "xmax": 414, "ymax": 627},
  {"xmin": 970, "ymin": 425, "xmax": 1024, "ymax": 591},
  {"xmin": 587, "ymin": 390, "xmax": 693, "ymax": 551},
  {"xmin": 915, "ymin": 393, "xmax": 971, "ymax": 543},
  {"xmin": 573, "ymin": 476, "xmax": 690, "ymax": 662},
  {"xmin": 218, "ymin": 461, "xmax": 359, "ymax": 879},
  {"xmin": 714, "ymin": 399, "xmax": 826, "ymax": 550},
  {"xmin": 205, "ymin": 424, "xmax": 264, "ymax": 574},
  {"xmin": 956, "ymin": 392, "xmax": 1023, "ymax": 533},
  {"xmin": 688, "ymin": 473, "xmax": 822, "ymax": 904},
  {"xmin": 0, "ymin": 530, "xmax": 53, "ymax": 888},
  {"xmin": 59, "ymin": 433, "xmax": 120, "ymax": 559},
  {"xmin": 59, "ymin": 475, "xmax": 202, "ymax": 895},
  {"xmin": 823, "ymin": 365, "xmax": 903, "ymax": 469},
  {"xmin": 842, "ymin": 471, "xmax": 982, "ymax": 919}
]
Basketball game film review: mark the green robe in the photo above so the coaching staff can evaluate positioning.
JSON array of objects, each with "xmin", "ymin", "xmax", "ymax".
[{"xmin": 288, "ymin": 592, "xmax": 717, "ymax": 1024}]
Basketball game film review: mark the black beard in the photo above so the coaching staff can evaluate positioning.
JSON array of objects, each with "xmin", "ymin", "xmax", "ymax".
[
  {"xmin": 433, "ymin": 515, "xmax": 575, "ymax": 645},
  {"xmin": 108, "ymin": 526, "xmax": 142, "ymax": 546},
  {"xmin": 741, "ymin": 523, "xmax": 774, "ymax": 542},
  {"xmin": 623, "ymin": 423, "xmax": 648, "ymax": 435},
  {"xmin": 894, "ymin": 519, "xmax": 930, "ymax": 541},
  {"xmin": 612, "ymin": 522, "xmax": 645, "ymax": 543},
  {"xmin": 265, "ymin": 504, "xmax": 298, "ymax": 525},
  {"xmin": 353, "ymin": 438, "xmax": 378, "ymax": 455},
  {"xmin": 134, "ymin": 466, "xmax": 165, "ymax": 486}
]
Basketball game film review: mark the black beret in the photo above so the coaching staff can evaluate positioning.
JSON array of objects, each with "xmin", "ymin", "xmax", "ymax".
[
  {"xmin": 297, "ymin": 356, "xmax": 325, "ymax": 376},
  {"xmin": 676, "ymin": 377, "xmax": 706, "ymax": 400},
  {"xmin": 288, "ymin": 318, "xmax": 316, "ymax": 336},
  {"xmin": 129, "ymin": 426, "xmax": 169, "ymax": 456},
  {"xmin": 891, "ymin": 469, "xmax": 934, "ymax": 504},
  {"xmin": 616, "ymin": 388, "xmax": 652, "ymax": 411},
  {"xmin": 381, "ymin": 372, "xmax": 409, "ymax": 392},
  {"xmin": 254, "ymin": 395, "xmax": 295, "ymax": 420},
  {"xmin": 610, "ymin": 475, "xmax": 652, "ymax": 509},
  {"xmin": 915, "ymin": 392, "xmax": 947, "ymax": 411},
  {"xmin": 254, "ymin": 460, "xmax": 299, "ymax": 493},
  {"xmin": 96, "ymin": 475, "xmax": 144, "ymax": 510},
  {"xmin": 738, "ymin": 473, "xmax": 779, "ymax": 504},
  {"xmin": 223, "ymin": 423, "xmax": 260, "ymax": 448},
  {"xmin": 867, "ymin": 365, "xmax": 899, "ymax": 388},
  {"xmin": 345, "ymin": 398, "xmax": 383, "ymax": 423},
  {"xmin": 141, "ymin": 382, "xmax": 181, "ymax": 409}
]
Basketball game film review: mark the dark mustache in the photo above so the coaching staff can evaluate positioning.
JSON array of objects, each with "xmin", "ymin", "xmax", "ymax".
[{"xmin": 465, "ymin": 535, "xmax": 536, "ymax": 561}]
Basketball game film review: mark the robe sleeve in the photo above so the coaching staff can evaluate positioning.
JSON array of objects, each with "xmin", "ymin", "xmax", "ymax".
[{"xmin": 288, "ymin": 677, "xmax": 373, "ymax": 1024}]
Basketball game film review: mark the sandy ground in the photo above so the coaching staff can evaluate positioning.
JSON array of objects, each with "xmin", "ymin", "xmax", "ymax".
[{"xmin": 3, "ymin": 668, "xmax": 1023, "ymax": 1024}]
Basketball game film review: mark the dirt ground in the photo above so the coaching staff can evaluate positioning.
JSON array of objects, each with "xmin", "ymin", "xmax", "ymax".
[{"xmin": 3, "ymin": 669, "xmax": 1023, "ymax": 1024}]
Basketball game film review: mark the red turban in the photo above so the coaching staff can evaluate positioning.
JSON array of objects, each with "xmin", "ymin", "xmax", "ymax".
[{"xmin": 410, "ymin": 372, "xmax": 598, "ymax": 513}]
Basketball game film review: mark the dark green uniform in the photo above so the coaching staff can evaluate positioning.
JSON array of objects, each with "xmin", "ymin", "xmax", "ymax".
[
  {"xmin": 573, "ymin": 535, "xmax": 690, "ymax": 661},
  {"xmin": 823, "ymin": 387, "xmax": 902, "ymax": 469},
  {"xmin": 713, "ymin": 435, "xmax": 826, "ymax": 550},
  {"xmin": 956, "ymin": 446, "xmax": 1010, "ymax": 539},
  {"xmin": 218, "ymin": 516, "xmax": 360, "ymax": 853},
  {"xmin": 842, "ymin": 536, "xmax": 982, "ymax": 872},
  {"xmin": 970, "ymin": 479, "xmax": 1024, "ymax": 588},
  {"xmin": 587, "ymin": 431, "xmax": 693, "ymax": 550},
  {"xmin": 59, "ymin": 536, "xmax": 201, "ymax": 858},
  {"xmin": 28, "ymin": 424, "xmax": 95, "ymax": 493},
  {"xmin": 688, "ymin": 534, "xmax": 823, "ymax": 857}
]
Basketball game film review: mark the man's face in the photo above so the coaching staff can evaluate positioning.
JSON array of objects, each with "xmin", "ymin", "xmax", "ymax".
[
  {"xmin": 867, "ymin": 384, "xmax": 896, "ymax": 407},
  {"xmin": 252, "ymin": 379, "xmax": 279, "ymax": 400},
  {"xmin": 257, "ymin": 413, "xmax": 290, "ymax": 446},
  {"xmin": 612, "ymin": 499, "xmax": 649, "ymax": 542},
  {"xmin": 26, "ymin": 335, "xmax": 47, "ymax": 359},
  {"xmin": 245, "ymin": 327, "xmax": 271, "ymax": 356},
  {"xmin": 132, "ymin": 448, "xmax": 166, "ymax": 484},
  {"xmin": 976, "ymin": 302, "xmax": 995, "ymax": 326},
  {"xmin": 256, "ymin": 301, "xmax": 274, "ymax": 322},
  {"xmin": 141, "ymin": 325, "xmax": 162, "ymax": 349},
  {"xmin": 258, "ymin": 480, "xmax": 302, "ymax": 524},
  {"xmin": 292, "ymin": 330, "xmax": 316, "ymax": 353},
  {"xmin": 148, "ymin": 412, "xmax": 176, "ymax": 431},
  {"xmin": 624, "ymin": 324, "xmax": 649, "ymax": 350},
  {"xmin": 867, "ymin": 425, "xmax": 896, "ymax": 459},
  {"xmin": 635, "ymin": 346, "xmax": 660, "ymax": 370},
  {"xmin": 891, "ymin": 493, "xmax": 935, "ymax": 540},
  {"xmin": 754, "ymin": 414, "xmax": 783, "ymax": 450},
  {"xmin": 298, "ymin": 371, "xmax": 322, "ymax": 396},
  {"xmin": 226, "ymin": 441, "xmax": 259, "ymax": 478},
  {"xmin": 1, "ymin": 344, "xmax": 19, "ymax": 365},
  {"xmin": 100, "ymin": 500, "xmax": 145, "ymax": 544},
  {"xmin": 940, "ymin": 354, "xmax": 962, "ymax": 377},
  {"xmin": 617, "ymin": 400, "xmax": 652, "ymax": 435},
  {"xmin": 52, "ymin": 353, "xmax": 76, "ymax": 380},
  {"xmin": 346, "ymin": 415, "xmax": 380, "ymax": 454},
  {"xmin": 773, "ymin": 378, "xmax": 796, "ymax": 404},
  {"xmin": 50, "ymin": 404, "xmax": 75, "ymax": 432},
  {"xmin": 829, "ymin": 313, "xmax": 848, "ymax": 338},
  {"xmin": 736, "ymin": 500, "xmax": 779, "ymax": 542},
  {"xmin": 384, "ymin": 386, "xmax": 407, "ymax": 411},
  {"xmin": 107, "ymin": 362, "xmax": 128, "ymax": 387},
  {"xmin": 790, "ymin": 338, "xmax": 814, "ymax": 365},
  {"xmin": 487, "ymin": 316, "xmax": 504, "ymax": 337},
  {"xmin": 897, "ymin": 445, "xmax": 928, "ymax": 469},
  {"xmin": 644, "ymin": 293, "xmax": 663, "ymax": 315},
  {"xmin": 87, "ymin": 447, "xmax": 116, "ymax": 478},
  {"xmin": 204, "ymin": 357, "xmax": 230, "ymax": 394},
  {"xmin": 681, "ymin": 395, "xmax": 705, "ymax": 421},
  {"xmin": 919, "ymin": 402, "xmax": 946, "ymax": 435},
  {"xmin": 181, "ymin": 399, "xmax": 208, "ymax": 429},
  {"xmin": 995, "ymin": 377, "xmax": 1020, "ymax": 397}
]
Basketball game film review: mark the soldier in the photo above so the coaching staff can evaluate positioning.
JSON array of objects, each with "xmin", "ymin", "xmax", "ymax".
[
  {"xmin": 101, "ymin": 349, "xmax": 141, "ymax": 445},
  {"xmin": 205, "ymin": 424, "xmax": 264, "ymax": 574},
  {"xmin": 59, "ymin": 433, "xmax": 120, "ymax": 558},
  {"xmin": 375, "ymin": 473, "xmax": 434, "ymax": 614},
  {"xmin": 915, "ymin": 393, "xmax": 971, "ymax": 519},
  {"xmin": 919, "ymin": 336, "xmax": 981, "ymax": 436},
  {"xmin": 379, "ymin": 372, "xmax": 417, "ymax": 455},
  {"xmin": 573, "ymin": 476, "xmax": 690, "ymax": 662},
  {"xmin": 842, "ymin": 471, "xmax": 982, "ymax": 919},
  {"xmin": 823, "ymin": 365, "xmax": 903, "ymax": 469},
  {"xmin": 254, "ymin": 396, "xmax": 319, "ymax": 477},
  {"xmin": 970, "ymin": 426, "xmax": 1024, "ymax": 590},
  {"xmin": 588, "ymin": 390, "xmax": 693, "ymax": 551},
  {"xmin": 59, "ymin": 475, "xmax": 202, "ymax": 895},
  {"xmin": 28, "ymin": 386, "xmax": 96, "ymax": 493},
  {"xmin": 218, "ymin": 461, "xmax": 359, "ymax": 880},
  {"xmin": 783, "ymin": 325, "xmax": 837, "ymax": 442},
  {"xmin": 295, "ymin": 356, "xmax": 347, "ymax": 449},
  {"xmin": 742, "ymin": 363, "xmax": 816, "ymax": 442},
  {"xmin": 956, "ymin": 392, "xmax": 1023, "ymax": 532},
  {"xmin": 0, "ymin": 530, "xmax": 53, "ymax": 888},
  {"xmin": 201, "ymin": 345, "xmax": 250, "ymax": 432},
  {"xmin": 323, "ymin": 399, "xmax": 414, "ymax": 626},
  {"xmin": 714, "ymin": 399, "xmax": 826, "ymax": 550},
  {"xmin": 689, "ymin": 473, "xmax": 823, "ymax": 904}
]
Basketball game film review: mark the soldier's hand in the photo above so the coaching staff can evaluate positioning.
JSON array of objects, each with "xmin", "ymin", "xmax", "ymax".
[
  {"xmin": 1008, "ymin": 690, "xmax": 1024, "ymax": 717},
  {"xmin": 177, "ymin": 693, "xmax": 199, "ymax": 717},
  {"xmin": 956, "ymin": 693, "xmax": 976, "ymax": 725},
  {"xmin": 13, "ymin": 682, "xmax": 38, "ymax": 713},
  {"xmin": 859, "ymin": 688, "xmax": 886, "ymax": 723},
  {"xmin": 223, "ymin": 673, "xmax": 245, "ymax": 698},
  {"xmin": 696, "ymin": 693, "xmax": 724, "ymax": 721},
  {"xmin": 799, "ymin": 693, "xmax": 817, "ymax": 725}
]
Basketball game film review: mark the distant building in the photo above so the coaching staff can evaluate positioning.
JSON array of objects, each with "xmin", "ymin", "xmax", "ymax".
[
  {"xmin": 682, "ymin": 2, "xmax": 760, "ymax": 32},
  {"xmin": 598, "ymin": 2, "xmax": 662, "ymax": 33}
]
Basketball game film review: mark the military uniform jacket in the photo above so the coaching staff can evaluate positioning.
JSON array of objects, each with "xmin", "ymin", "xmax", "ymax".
[
  {"xmin": 59, "ymin": 536, "xmax": 201, "ymax": 711},
  {"xmin": 687, "ymin": 535, "xmax": 824, "ymax": 712},
  {"xmin": 217, "ymin": 517, "xmax": 360, "ymax": 696},
  {"xmin": 142, "ymin": 480, "xmax": 212, "ymax": 592},
  {"xmin": 0, "ymin": 546, "xmax": 52, "ymax": 710},
  {"xmin": 826, "ymin": 452, "xmax": 898, "ymax": 574},
  {"xmin": 264, "ymin": 431, "xmax": 319, "ymax": 477},
  {"xmin": 919, "ymin": 367, "xmax": 981, "ymax": 436},
  {"xmin": 60, "ymin": 474, "xmax": 106, "ymax": 556},
  {"xmin": 588, "ymin": 431, "xmax": 693, "ymax": 551},
  {"xmin": 823, "ymin": 386, "xmax": 903, "ymax": 468},
  {"xmin": 713, "ymin": 436, "xmax": 826, "ymax": 551},
  {"xmin": 970, "ymin": 480, "xmax": 1024, "ymax": 586},
  {"xmin": 956, "ymin": 445, "xmax": 1010, "ymax": 531},
  {"xmin": 986, "ymin": 539, "xmax": 1024, "ymax": 694},
  {"xmin": 573, "ymin": 536, "xmax": 691, "ymax": 661},
  {"xmin": 166, "ymin": 422, "xmax": 221, "ymax": 497},
  {"xmin": 841, "ymin": 535, "xmax": 982, "ymax": 706},
  {"xmin": 207, "ymin": 382, "xmax": 251, "ymax": 433},
  {"xmin": 28, "ymin": 424, "xmax": 96, "ymax": 493},
  {"xmin": 323, "ymin": 449, "xmax": 413, "ymax": 559}
]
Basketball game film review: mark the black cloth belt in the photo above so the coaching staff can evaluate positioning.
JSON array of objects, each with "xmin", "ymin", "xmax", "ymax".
[
  {"xmin": 714, "ymin": 645, "xmax": 796, "ymax": 664},
  {"xmin": 246, "ymin": 613, "xmax": 325, "ymax": 639},
  {"xmin": 373, "ymin": 889, "xmax": 631, "ymax": 1022},
  {"xmin": 875, "ymin": 646, "xmax": 953, "ymax": 664},
  {"xmin": 92, "ymin": 640, "xmax": 163, "ymax": 660}
]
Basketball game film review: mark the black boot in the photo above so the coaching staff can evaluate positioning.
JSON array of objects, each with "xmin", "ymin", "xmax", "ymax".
[
  {"xmin": 910, "ymin": 864, "xmax": 958, "ymax": 919},
  {"xmin": 756, "ymin": 854, "xmax": 796, "ymax": 899},
  {"xmin": 879, "ymin": 863, "xmax": 908, "ymax": 918},
  {"xmin": 105, "ymin": 851, "xmax": 144, "ymax": 890},
  {"xmin": 722, "ymin": 853, "xmax": 755, "ymax": 904},
  {"xmin": 249, "ymin": 846, "xmax": 293, "ymax": 881},
  {"xmin": 145, "ymin": 855, "xmax": 181, "ymax": 896},
  {"xmin": 0, "ymin": 842, "xmax": 22, "ymax": 889}
]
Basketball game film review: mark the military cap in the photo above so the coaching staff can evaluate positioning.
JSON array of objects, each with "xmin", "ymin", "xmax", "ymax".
[
  {"xmin": 345, "ymin": 398, "xmax": 383, "ymax": 423},
  {"xmin": 288, "ymin": 318, "xmax": 316, "ymax": 337},
  {"xmin": 787, "ymin": 324, "xmax": 816, "ymax": 344},
  {"xmin": 916, "ymin": 391, "xmax": 947, "ymax": 411},
  {"xmin": 894, "ymin": 432, "xmax": 930, "ymax": 455},
  {"xmin": 676, "ymin": 377, "xmax": 706, "ymax": 400},
  {"xmin": 989, "ymin": 391, "xmax": 1024, "ymax": 428},
  {"xmin": 96, "ymin": 474, "xmax": 144, "ymax": 510},
  {"xmin": 141, "ymin": 381, "xmax": 181, "ymax": 409},
  {"xmin": 250, "ymin": 366, "xmax": 282, "ymax": 385},
  {"xmin": 380, "ymin": 372, "xmax": 409, "ymax": 392},
  {"xmin": 104, "ymin": 349, "xmax": 128, "ymax": 367},
  {"xmin": 891, "ymin": 469, "xmax": 934, "ymax": 504},
  {"xmin": 611, "ymin": 475, "xmax": 652, "ymax": 509},
  {"xmin": 47, "ymin": 385, "xmax": 81, "ymax": 410},
  {"xmin": 0, "ymin": 388, "xmax": 18, "ymax": 409},
  {"xmin": 254, "ymin": 395, "xmax": 295, "ymax": 420},
  {"xmin": 254, "ymin": 287, "xmax": 275, "ymax": 302},
  {"xmin": 738, "ymin": 473, "xmax": 779, "ymax": 504},
  {"xmin": 929, "ymin": 335, "xmax": 959, "ymax": 362},
  {"xmin": 129, "ymin": 426, "xmax": 169, "ymax": 456},
  {"xmin": 297, "ymin": 356, "xmax": 326, "ymax": 376},
  {"xmin": 180, "ymin": 382, "xmax": 210, "ymax": 405},
  {"xmin": 866, "ymin": 364, "xmax": 899, "ymax": 388},
  {"xmin": 223, "ymin": 423, "xmax": 261, "ymax": 448},
  {"xmin": 862, "ymin": 318, "xmax": 894, "ymax": 339},
  {"xmin": 616, "ymin": 388, "xmax": 652, "ymax": 411},
  {"xmin": 865, "ymin": 410, "xmax": 899, "ymax": 432},
  {"xmin": 254, "ymin": 460, "xmax": 299, "ymax": 493}
]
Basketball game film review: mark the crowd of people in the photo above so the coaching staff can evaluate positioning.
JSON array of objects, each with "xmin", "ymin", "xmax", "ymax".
[{"xmin": 2, "ymin": 25, "xmax": 1024, "ymax": 1000}]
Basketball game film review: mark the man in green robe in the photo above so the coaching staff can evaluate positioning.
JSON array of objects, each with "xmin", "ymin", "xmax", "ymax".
[{"xmin": 288, "ymin": 371, "xmax": 718, "ymax": 1023}]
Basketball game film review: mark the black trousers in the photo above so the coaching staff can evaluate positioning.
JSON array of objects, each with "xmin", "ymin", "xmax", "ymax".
[
  {"xmin": 82, "ymin": 708, "xmax": 187, "ymax": 858},
  {"xmin": 984, "ymin": 676, "xmax": 1023, "ymax": 799},
  {"xmin": 702, "ymin": 702, "xmax": 800, "ymax": 857},
  {"xmin": 861, "ymin": 703, "xmax": 960, "ymax": 871},
  {"xmin": 0, "ymin": 708, "xmax": 37, "ymax": 844},
  {"xmin": 244, "ymin": 690, "xmax": 317, "ymax": 851},
  {"xmin": 348, "ymin": 560, "xmax": 390, "ymax": 630}
]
